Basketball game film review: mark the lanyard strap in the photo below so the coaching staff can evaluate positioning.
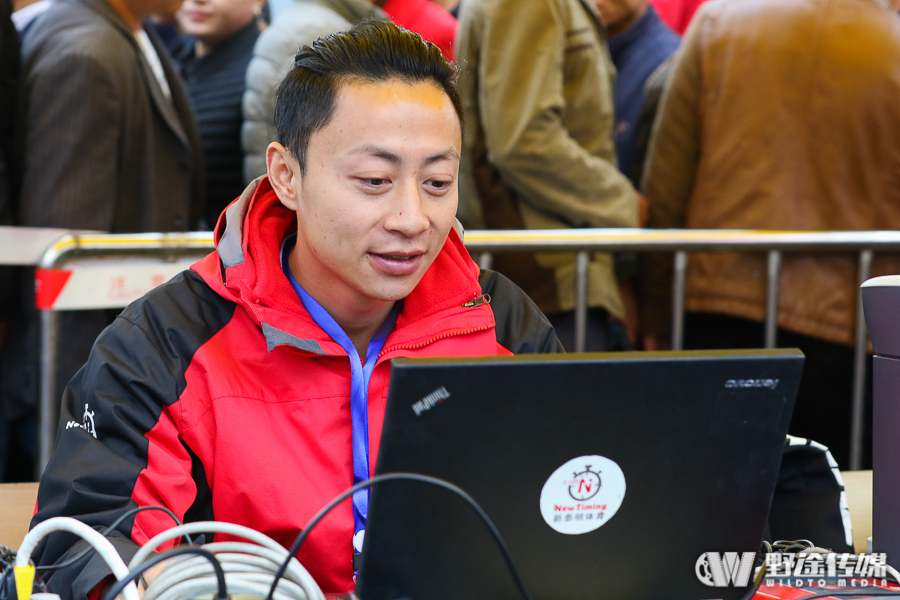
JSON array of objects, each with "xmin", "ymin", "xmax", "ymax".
[{"xmin": 281, "ymin": 236, "xmax": 399, "ymax": 553}]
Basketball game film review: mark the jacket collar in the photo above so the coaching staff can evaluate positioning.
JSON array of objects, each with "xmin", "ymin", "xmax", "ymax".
[
  {"xmin": 608, "ymin": 5, "xmax": 663, "ymax": 56},
  {"xmin": 576, "ymin": 0, "xmax": 608, "ymax": 41},
  {"xmin": 139, "ymin": 26, "xmax": 191, "ymax": 148},
  {"xmin": 208, "ymin": 178, "xmax": 490, "ymax": 356},
  {"xmin": 69, "ymin": 0, "xmax": 191, "ymax": 149},
  {"xmin": 71, "ymin": 0, "xmax": 133, "ymax": 37}
]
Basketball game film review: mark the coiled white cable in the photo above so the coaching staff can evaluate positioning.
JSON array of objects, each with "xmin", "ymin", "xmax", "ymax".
[
  {"xmin": 16, "ymin": 517, "xmax": 139, "ymax": 600},
  {"xmin": 149, "ymin": 543, "xmax": 311, "ymax": 593},
  {"xmin": 130, "ymin": 521, "xmax": 325, "ymax": 600}
]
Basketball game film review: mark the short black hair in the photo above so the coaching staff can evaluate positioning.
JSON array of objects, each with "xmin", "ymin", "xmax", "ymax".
[{"xmin": 274, "ymin": 19, "xmax": 463, "ymax": 174}]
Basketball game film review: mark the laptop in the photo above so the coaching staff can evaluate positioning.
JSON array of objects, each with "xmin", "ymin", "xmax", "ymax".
[{"xmin": 355, "ymin": 349, "xmax": 804, "ymax": 600}]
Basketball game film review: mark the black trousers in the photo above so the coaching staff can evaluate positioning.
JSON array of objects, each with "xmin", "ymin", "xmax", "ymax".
[{"xmin": 684, "ymin": 312, "xmax": 871, "ymax": 470}]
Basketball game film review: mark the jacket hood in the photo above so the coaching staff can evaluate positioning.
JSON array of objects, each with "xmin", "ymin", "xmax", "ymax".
[{"xmin": 194, "ymin": 177, "xmax": 487, "ymax": 355}]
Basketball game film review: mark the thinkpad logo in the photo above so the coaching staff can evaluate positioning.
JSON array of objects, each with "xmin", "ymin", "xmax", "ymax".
[{"xmin": 412, "ymin": 386, "xmax": 450, "ymax": 416}]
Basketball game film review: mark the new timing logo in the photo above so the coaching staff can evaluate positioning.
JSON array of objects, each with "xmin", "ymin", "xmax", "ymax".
[{"xmin": 539, "ymin": 455, "xmax": 626, "ymax": 536}]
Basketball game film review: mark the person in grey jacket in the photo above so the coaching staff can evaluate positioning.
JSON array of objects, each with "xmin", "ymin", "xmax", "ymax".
[{"xmin": 241, "ymin": 0, "xmax": 384, "ymax": 183}]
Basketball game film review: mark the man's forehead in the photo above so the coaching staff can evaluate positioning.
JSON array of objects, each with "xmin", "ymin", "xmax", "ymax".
[
  {"xmin": 315, "ymin": 77, "xmax": 462, "ymax": 147},
  {"xmin": 334, "ymin": 77, "xmax": 449, "ymax": 105}
]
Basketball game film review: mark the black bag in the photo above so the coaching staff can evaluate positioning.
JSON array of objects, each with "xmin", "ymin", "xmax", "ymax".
[{"xmin": 766, "ymin": 436, "xmax": 855, "ymax": 553}]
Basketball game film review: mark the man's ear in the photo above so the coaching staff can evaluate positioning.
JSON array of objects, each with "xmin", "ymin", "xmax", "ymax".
[{"xmin": 266, "ymin": 142, "xmax": 301, "ymax": 211}]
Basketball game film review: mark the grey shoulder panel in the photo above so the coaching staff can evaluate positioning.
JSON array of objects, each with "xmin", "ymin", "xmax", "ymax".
[{"xmin": 262, "ymin": 322, "xmax": 326, "ymax": 355}]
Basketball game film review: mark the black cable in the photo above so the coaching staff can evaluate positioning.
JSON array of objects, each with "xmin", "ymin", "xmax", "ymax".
[
  {"xmin": 0, "ymin": 566, "xmax": 12, "ymax": 597},
  {"xmin": 265, "ymin": 472, "xmax": 534, "ymax": 600},
  {"xmin": 36, "ymin": 505, "xmax": 190, "ymax": 573},
  {"xmin": 739, "ymin": 550, "xmax": 770, "ymax": 600},
  {"xmin": 101, "ymin": 547, "xmax": 227, "ymax": 600},
  {"xmin": 775, "ymin": 540, "xmax": 815, "ymax": 549},
  {"xmin": 0, "ymin": 546, "xmax": 14, "ymax": 595}
]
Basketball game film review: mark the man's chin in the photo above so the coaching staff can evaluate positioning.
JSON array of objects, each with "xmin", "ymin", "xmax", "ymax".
[{"xmin": 369, "ymin": 273, "xmax": 427, "ymax": 304}]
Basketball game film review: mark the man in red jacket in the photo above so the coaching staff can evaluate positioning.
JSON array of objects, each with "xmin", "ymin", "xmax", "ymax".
[{"xmin": 30, "ymin": 20, "xmax": 560, "ymax": 599}]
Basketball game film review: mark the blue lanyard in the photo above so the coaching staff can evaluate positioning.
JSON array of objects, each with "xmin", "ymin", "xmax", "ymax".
[{"xmin": 281, "ymin": 236, "xmax": 399, "ymax": 555}]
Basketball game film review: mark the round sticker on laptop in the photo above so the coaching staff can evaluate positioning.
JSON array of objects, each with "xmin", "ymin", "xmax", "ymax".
[{"xmin": 539, "ymin": 455, "xmax": 626, "ymax": 535}]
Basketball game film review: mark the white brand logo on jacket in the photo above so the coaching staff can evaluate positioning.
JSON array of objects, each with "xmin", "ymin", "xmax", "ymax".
[{"xmin": 65, "ymin": 403, "xmax": 97, "ymax": 438}]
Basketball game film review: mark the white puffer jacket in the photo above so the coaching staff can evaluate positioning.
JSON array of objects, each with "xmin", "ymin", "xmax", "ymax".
[{"xmin": 240, "ymin": 0, "xmax": 385, "ymax": 183}]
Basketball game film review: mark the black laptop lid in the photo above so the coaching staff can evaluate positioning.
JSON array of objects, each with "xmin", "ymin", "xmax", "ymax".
[{"xmin": 356, "ymin": 349, "xmax": 803, "ymax": 600}]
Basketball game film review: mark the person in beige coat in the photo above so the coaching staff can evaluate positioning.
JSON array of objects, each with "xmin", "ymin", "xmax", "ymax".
[
  {"xmin": 640, "ymin": 0, "xmax": 900, "ymax": 467},
  {"xmin": 456, "ymin": 0, "xmax": 643, "ymax": 351}
]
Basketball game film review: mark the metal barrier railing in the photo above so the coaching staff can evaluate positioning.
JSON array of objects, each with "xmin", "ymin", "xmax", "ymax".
[
  {"xmin": 0, "ymin": 226, "xmax": 98, "ymax": 265},
  {"xmin": 34, "ymin": 232, "xmax": 214, "ymax": 473},
  {"xmin": 20, "ymin": 227, "xmax": 900, "ymax": 472}
]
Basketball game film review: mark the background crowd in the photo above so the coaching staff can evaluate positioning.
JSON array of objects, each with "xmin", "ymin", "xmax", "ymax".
[{"xmin": 0, "ymin": 0, "xmax": 896, "ymax": 481}]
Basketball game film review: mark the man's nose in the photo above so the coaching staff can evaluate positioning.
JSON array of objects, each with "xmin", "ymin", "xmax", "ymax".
[{"xmin": 384, "ymin": 183, "xmax": 430, "ymax": 236}]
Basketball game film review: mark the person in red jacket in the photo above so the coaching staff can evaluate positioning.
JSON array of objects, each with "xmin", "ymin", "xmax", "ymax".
[
  {"xmin": 382, "ymin": 0, "xmax": 457, "ymax": 59},
  {"xmin": 649, "ymin": 0, "xmax": 708, "ymax": 33},
  {"xmin": 29, "ymin": 20, "xmax": 560, "ymax": 599}
]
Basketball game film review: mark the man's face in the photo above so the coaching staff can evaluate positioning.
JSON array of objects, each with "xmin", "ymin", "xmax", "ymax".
[
  {"xmin": 594, "ymin": 0, "xmax": 646, "ymax": 35},
  {"xmin": 273, "ymin": 79, "xmax": 461, "ymax": 322},
  {"xmin": 176, "ymin": 0, "xmax": 262, "ymax": 49}
]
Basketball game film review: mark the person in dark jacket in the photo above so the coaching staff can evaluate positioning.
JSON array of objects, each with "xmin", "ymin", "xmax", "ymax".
[
  {"xmin": 30, "ymin": 21, "xmax": 561, "ymax": 598},
  {"xmin": 596, "ymin": 0, "xmax": 679, "ymax": 182},
  {"xmin": 1, "ymin": 0, "xmax": 205, "ymax": 482},
  {"xmin": 0, "ymin": 0, "xmax": 19, "ymax": 482},
  {"xmin": 175, "ymin": 0, "xmax": 264, "ymax": 227}
]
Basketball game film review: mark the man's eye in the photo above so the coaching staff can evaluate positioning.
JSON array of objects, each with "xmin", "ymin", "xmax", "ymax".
[
  {"xmin": 427, "ymin": 180, "xmax": 452, "ymax": 189},
  {"xmin": 363, "ymin": 178, "xmax": 388, "ymax": 186}
]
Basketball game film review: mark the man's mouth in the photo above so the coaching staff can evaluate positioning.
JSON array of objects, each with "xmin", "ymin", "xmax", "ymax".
[
  {"xmin": 379, "ymin": 254, "xmax": 416, "ymax": 261},
  {"xmin": 369, "ymin": 252, "xmax": 425, "ymax": 275}
]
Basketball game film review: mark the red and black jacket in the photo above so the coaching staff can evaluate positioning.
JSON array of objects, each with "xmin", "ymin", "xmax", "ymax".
[{"xmin": 30, "ymin": 178, "xmax": 561, "ymax": 598}]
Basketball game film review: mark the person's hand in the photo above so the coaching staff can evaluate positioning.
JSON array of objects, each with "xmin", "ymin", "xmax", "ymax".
[
  {"xmin": 642, "ymin": 334, "xmax": 671, "ymax": 351},
  {"xmin": 636, "ymin": 192, "xmax": 650, "ymax": 227},
  {"xmin": 617, "ymin": 279, "xmax": 640, "ymax": 347},
  {"xmin": 99, "ymin": 560, "xmax": 168, "ymax": 599},
  {"xmin": 139, "ymin": 561, "xmax": 167, "ymax": 596}
]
